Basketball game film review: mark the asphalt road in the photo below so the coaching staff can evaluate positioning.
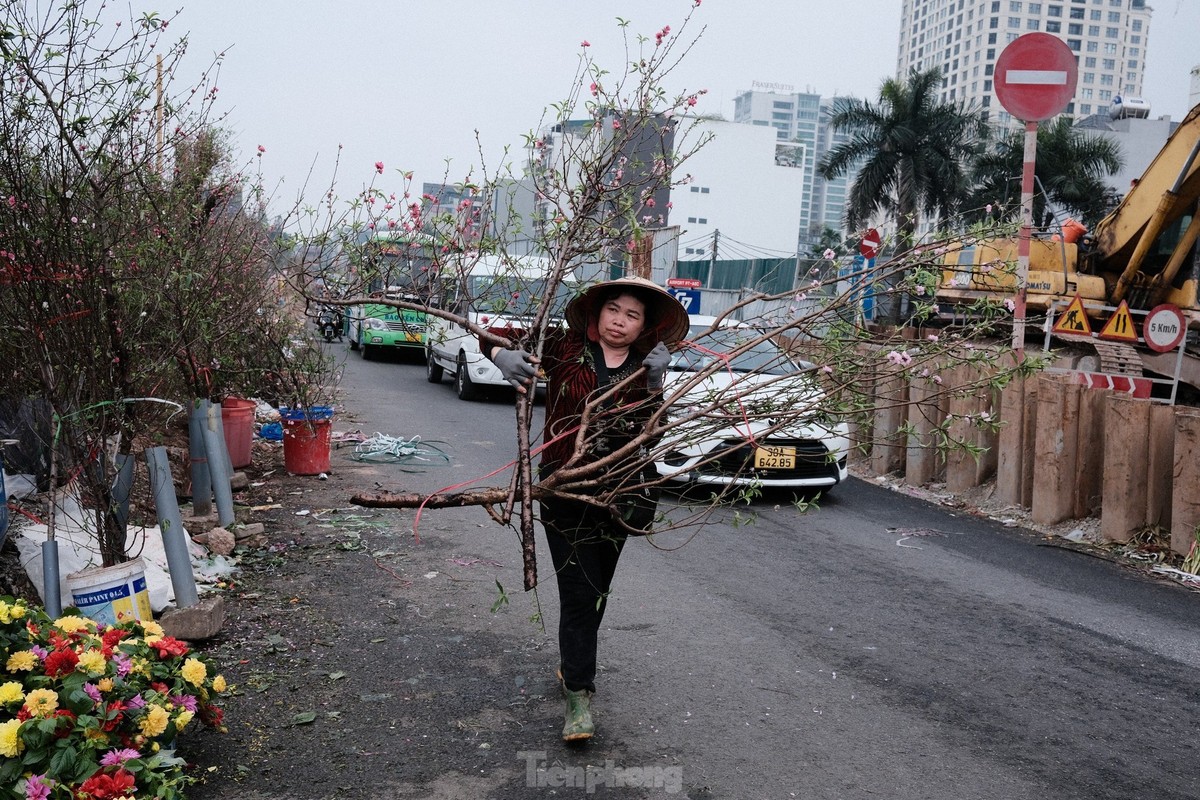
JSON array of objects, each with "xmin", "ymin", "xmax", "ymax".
[{"xmin": 313, "ymin": 343, "xmax": 1200, "ymax": 799}]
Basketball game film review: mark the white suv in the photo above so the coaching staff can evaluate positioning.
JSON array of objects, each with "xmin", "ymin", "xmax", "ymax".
[{"xmin": 425, "ymin": 256, "xmax": 573, "ymax": 400}]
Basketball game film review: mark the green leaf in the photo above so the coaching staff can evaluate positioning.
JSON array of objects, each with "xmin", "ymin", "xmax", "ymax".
[
  {"xmin": 328, "ymin": 671, "xmax": 347, "ymax": 681},
  {"xmin": 49, "ymin": 745, "xmax": 78, "ymax": 778},
  {"xmin": 290, "ymin": 711, "xmax": 317, "ymax": 726},
  {"xmin": 490, "ymin": 579, "xmax": 509, "ymax": 613}
]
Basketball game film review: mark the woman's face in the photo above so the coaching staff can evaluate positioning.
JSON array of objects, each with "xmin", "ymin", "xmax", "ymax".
[{"xmin": 596, "ymin": 292, "xmax": 647, "ymax": 350}]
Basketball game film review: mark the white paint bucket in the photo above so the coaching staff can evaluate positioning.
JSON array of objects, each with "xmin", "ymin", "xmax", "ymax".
[{"xmin": 65, "ymin": 557, "xmax": 153, "ymax": 625}]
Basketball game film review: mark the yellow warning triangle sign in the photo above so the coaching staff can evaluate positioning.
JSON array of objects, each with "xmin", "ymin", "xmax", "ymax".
[
  {"xmin": 1097, "ymin": 299, "xmax": 1139, "ymax": 343},
  {"xmin": 1051, "ymin": 294, "xmax": 1093, "ymax": 336}
]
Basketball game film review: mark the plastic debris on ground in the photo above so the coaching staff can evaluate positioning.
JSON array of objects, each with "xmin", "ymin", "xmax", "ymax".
[
  {"xmin": 3, "ymin": 471, "xmax": 37, "ymax": 500},
  {"xmin": 254, "ymin": 399, "xmax": 281, "ymax": 421},
  {"xmin": 1150, "ymin": 566, "xmax": 1200, "ymax": 586},
  {"xmin": 13, "ymin": 486, "xmax": 237, "ymax": 612},
  {"xmin": 258, "ymin": 422, "xmax": 283, "ymax": 441},
  {"xmin": 350, "ymin": 433, "xmax": 451, "ymax": 470}
]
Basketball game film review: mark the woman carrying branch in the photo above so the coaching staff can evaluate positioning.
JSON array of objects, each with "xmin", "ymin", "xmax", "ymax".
[{"xmin": 487, "ymin": 276, "xmax": 688, "ymax": 742}]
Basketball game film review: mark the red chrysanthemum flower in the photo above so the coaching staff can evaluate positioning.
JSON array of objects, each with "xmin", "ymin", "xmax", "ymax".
[
  {"xmin": 101, "ymin": 700, "xmax": 126, "ymax": 732},
  {"xmin": 101, "ymin": 628, "xmax": 129, "ymax": 656},
  {"xmin": 77, "ymin": 768, "xmax": 136, "ymax": 799},
  {"xmin": 43, "ymin": 647, "xmax": 79, "ymax": 678},
  {"xmin": 199, "ymin": 704, "xmax": 224, "ymax": 727},
  {"xmin": 52, "ymin": 708, "xmax": 78, "ymax": 738},
  {"xmin": 151, "ymin": 636, "xmax": 189, "ymax": 659}
]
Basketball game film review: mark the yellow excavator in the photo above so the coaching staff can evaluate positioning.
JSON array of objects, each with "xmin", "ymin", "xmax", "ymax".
[
  {"xmin": 938, "ymin": 101, "xmax": 1200, "ymax": 322},
  {"xmin": 936, "ymin": 101, "xmax": 1200, "ymax": 385}
]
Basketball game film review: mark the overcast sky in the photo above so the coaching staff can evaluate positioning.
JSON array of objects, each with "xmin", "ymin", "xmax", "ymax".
[{"xmin": 125, "ymin": 0, "xmax": 1199, "ymax": 215}]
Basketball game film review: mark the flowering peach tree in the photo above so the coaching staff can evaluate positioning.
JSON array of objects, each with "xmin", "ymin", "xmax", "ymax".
[{"xmin": 0, "ymin": 1, "xmax": 321, "ymax": 565}]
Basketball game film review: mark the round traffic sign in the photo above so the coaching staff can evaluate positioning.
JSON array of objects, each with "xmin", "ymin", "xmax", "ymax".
[
  {"xmin": 1143, "ymin": 304, "xmax": 1186, "ymax": 352},
  {"xmin": 994, "ymin": 33, "xmax": 1078, "ymax": 122},
  {"xmin": 859, "ymin": 228, "xmax": 881, "ymax": 260}
]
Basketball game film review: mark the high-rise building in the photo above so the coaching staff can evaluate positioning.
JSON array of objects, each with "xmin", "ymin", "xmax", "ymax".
[
  {"xmin": 732, "ymin": 86, "xmax": 863, "ymax": 245},
  {"xmin": 896, "ymin": 0, "xmax": 1152, "ymax": 124}
]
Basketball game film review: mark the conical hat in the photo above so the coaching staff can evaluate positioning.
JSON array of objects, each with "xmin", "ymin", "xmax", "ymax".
[{"xmin": 564, "ymin": 276, "xmax": 690, "ymax": 349}]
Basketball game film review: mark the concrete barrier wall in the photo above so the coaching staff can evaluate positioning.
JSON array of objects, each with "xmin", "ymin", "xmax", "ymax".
[{"xmin": 851, "ymin": 358, "xmax": 1200, "ymax": 557}]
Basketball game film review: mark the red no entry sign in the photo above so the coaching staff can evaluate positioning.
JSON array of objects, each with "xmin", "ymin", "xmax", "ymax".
[
  {"xmin": 859, "ymin": 228, "xmax": 881, "ymax": 260},
  {"xmin": 995, "ymin": 33, "xmax": 1078, "ymax": 122}
]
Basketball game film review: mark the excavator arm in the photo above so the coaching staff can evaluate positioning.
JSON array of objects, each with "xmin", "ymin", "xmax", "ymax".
[{"xmin": 1093, "ymin": 103, "xmax": 1200, "ymax": 310}]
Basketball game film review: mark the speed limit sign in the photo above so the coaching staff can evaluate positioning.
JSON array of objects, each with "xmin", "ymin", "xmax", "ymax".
[{"xmin": 1143, "ymin": 304, "xmax": 1185, "ymax": 352}]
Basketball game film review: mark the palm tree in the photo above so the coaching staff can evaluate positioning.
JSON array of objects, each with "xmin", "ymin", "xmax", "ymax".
[
  {"xmin": 819, "ymin": 68, "xmax": 987, "ymax": 244},
  {"xmin": 966, "ymin": 116, "xmax": 1124, "ymax": 229},
  {"xmin": 818, "ymin": 68, "xmax": 987, "ymax": 322}
]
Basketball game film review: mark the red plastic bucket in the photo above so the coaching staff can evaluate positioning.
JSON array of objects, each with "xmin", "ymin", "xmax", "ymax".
[
  {"xmin": 221, "ymin": 397, "xmax": 256, "ymax": 469},
  {"xmin": 281, "ymin": 407, "xmax": 333, "ymax": 475}
]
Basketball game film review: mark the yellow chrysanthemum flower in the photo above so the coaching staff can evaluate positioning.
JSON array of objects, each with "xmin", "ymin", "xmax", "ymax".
[
  {"xmin": 84, "ymin": 727, "xmax": 110, "ymax": 743},
  {"xmin": 0, "ymin": 719, "xmax": 24, "ymax": 758},
  {"xmin": 175, "ymin": 709, "xmax": 194, "ymax": 730},
  {"xmin": 23, "ymin": 688, "xmax": 59, "ymax": 718},
  {"xmin": 140, "ymin": 620, "xmax": 164, "ymax": 637},
  {"xmin": 98, "ymin": 678, "xmax": 114, "ymax": 692},
  {"xmin": 131, "ymin": 658, "xmax": 151, "ymax": 678},
  {"xmin": 212, "ymin": 674, "xmax": 227, "ymax": 693},
  {"xmin": 77, "ymin": 650, "xmax": 107, "ymax": 676},
  {"xmin": 6, "ymin": 651, "xmax": 37, "ymax": 672},
  {"xmin": 181, "ymin": 657, "xmax": 207, "ymax": 687},
  {"xmin": 0, "ymin": 600, "xmax": 21, "ymax": 624},
  {"xmin": 143, "ymin": 634, "xmax": 163, "ymax": 646},
  {"xmin": 0, "ymin": 681, "xmax": 24, "ymax": 704},
  {"xmin": 139, "ymin": 704, "xmax": 170, "ymax": 738},
  {"xmin": 53, "ymin": 615, "xmax": 92, "ymax": 634}
]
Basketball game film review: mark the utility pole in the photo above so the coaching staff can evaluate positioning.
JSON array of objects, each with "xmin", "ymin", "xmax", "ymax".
[{"xmin": 708, "ymin": 229, "xmax": 719, "ymax": 276}]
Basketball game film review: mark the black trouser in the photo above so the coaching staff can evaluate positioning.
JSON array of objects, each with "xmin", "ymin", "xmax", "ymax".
[{"xmin": 541, "ymin": 499, "xmax": 628, "ymax": 694}]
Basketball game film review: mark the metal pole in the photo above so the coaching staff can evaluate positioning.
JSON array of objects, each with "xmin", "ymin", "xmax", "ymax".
[
  {"xmin": 1011, "ymin": 120, "xmax": 1038, "ymax": 361},
  {"xmin": 43, "ymin": 431, "xmax": 62, "ymax": 615},
  {"xmin": 145, "ymin": 446, "xmax": 199, "ymax": 609},
  {"xmin": 214, "ymin": 402, "xmax": 234, "ymax": 476},
  {"xmin": 201, "ymin": 401, "xmax": 236, "ymax": 527},
  {"xmin": 189, "ymin": 399, "xmax": 213, "ymax": 517},
  {"xmin": 41, "ymin": 540, "xmax": 61, "ymax": 617}
]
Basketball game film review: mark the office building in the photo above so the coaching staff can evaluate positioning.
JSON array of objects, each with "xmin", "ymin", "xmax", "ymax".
[
  {"xmin": 896, "ymin": 0, "xmax": 1152, "ymax": 124},
  {"xmin": 669, "ymin": 117, "xmax": 807, "ymax": 261},
  {"xmin": 732, "ymin": 85, "xmax": 863, "ymax": 245}
]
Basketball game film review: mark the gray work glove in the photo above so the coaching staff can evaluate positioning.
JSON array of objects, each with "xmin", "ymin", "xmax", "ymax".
[
  {"xmin": 492, "ymin": 347, "xmax": 538, "ymax": 393},
  {"xmin": 642, "ymin": 341, "xmax": 671, "ymax": 390}
]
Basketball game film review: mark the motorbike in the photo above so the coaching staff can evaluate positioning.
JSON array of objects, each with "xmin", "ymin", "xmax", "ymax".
[{"xmin": 316, "ymin": 307, "xmax": 343, "ymax": 343}]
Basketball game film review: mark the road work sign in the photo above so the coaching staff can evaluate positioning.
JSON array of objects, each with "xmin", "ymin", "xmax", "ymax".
[{"xmin": 1051, "ymin": 295, "xmax": 1093, "ymax": 336}]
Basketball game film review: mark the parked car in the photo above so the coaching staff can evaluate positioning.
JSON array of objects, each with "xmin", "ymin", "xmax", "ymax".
[
  {"xmin": 425, "ymin": 255, "xmax": 574, "ymax": 400},
  {"xmin": 653, "ymin": 316, "xmax": 850, "ymax": 492}
]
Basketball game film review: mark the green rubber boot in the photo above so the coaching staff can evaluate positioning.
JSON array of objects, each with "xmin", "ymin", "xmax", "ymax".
[{"xmin": 562, "ymin": 688, "xmax": 595, "ymax": 742}]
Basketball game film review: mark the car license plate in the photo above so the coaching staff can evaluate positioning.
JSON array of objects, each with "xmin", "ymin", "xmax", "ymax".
[{"xmin": 754, "ymin": 445, "xmax": 795, "ymax": 470}]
